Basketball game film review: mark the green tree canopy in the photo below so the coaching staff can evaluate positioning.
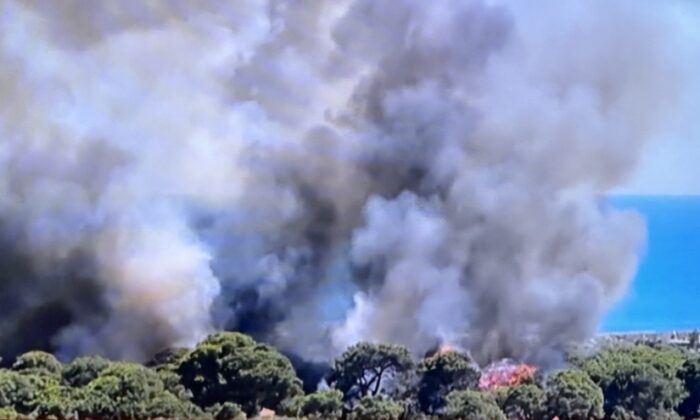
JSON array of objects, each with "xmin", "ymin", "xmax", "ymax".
[
  {"xmin": 543, "ymin": 369, "xmax": 604, "ymax": 420},
  {"xmin": 0, "ymin": 369, "xmax": 38, "ymax": 414},
  {"xmin": 0, "ymin": 406, "xmax": 18, "ymax": 419},
  {"xmin": 678, "ymin": 357, "xmax": 700, "ymax": 419},
  {"xmin": 12, "ymin": 351, "xmax": 62, "ymax": 378},
  {"xmin": 77, "ymin": 362, "xmax": 166, "ymax": 419},
  {"xmin": 580, "ymin": 345, "xmax": 686, "ymax": 419},
  {"xmin": 144, "ymin": 390, "xmax": 204, "ymax": 420},
  {"xmin": 0, "ymin": 369, "xmax": 78, "ymax": 418},
  {"xmin": 500, "ymin": 384, "xmax": 545, "ymax": 420},
  {"xmin": 282, "ymin": 389, "xmax": 344, "ymax": 419},
  {"xmin": 177, "ymin": 332, "xmax": 302, "ymax": 415},
  {"xmin": 581, "ymin": 344, "xmax": 685, "ymax": 381},
  {"xmin": 208, "ymin": 401, "xmax": 246, "ymax": 420},
  {"xmin": 31, "ymin": 381, "xmax": 81, "ymax": 420},
  {"xmin": 158, "ymin": 368, "xmax": 193, "ymax": 401},
  {"xmin": 147, "ymin": 347, "xmax": 191, "ymax": 372},
  {"xmin": 416, "ymin": 350, "xmax": 479, "ymax": 414},
  {"xmin": 444, "ymin": 389, "xmax": 506, "ymax": 420},
  {"xmin": 328, "ymin": 342, "xmax": 413, "ymax": 400},
  {"xmin": 62, "ymin": 355, "xmax": 110, "ymax": 387},
  {"xmin": 350, "ymin": 395, "xmax": 403, "ymax": 420}
]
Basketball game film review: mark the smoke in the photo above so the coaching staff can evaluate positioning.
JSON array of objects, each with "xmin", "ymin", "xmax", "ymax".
[{"xmin": 0, "ymin": 0, "xmax": 695, "ymax": 365}]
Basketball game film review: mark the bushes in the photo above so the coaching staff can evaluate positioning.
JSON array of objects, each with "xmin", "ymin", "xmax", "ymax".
[
  {"xmin": 209, "ymin": 401, "xmax": 246, "ymax": 420},
  {"xmin": 444, "ymin": 389, "xmax": 506, "ymax": 420},
  {"xmin": 543, "ymin": 370, "xmax": 604, "ymax": 420},
  {"xmin": 0, "ymin": 406, "xmax": 18, "ymax": 419},
  {"xmin": 350, "ymin": 395, "xmax": 403, "ymax": 420},
  {"xmin": 282, "ymin": 389, "xmax": 343, "ymax": 419},
  {"xmin": 12, "ymin": 351, "xmax": 62, "ymax": 378},
  {"xmin": 144, "ymin": 391, "xmax": 204, "ymax": 419},
  {"xmin": 580, "ymin": 345, "xmax": 687, "ymax": 419},
  {"xmin": 500, "ymin": 384, "xmax": 545, "ymax": 420},
  {"xmin": 62, "ymin": 355, "xmax": 110, "ymax": 388},
  {"xmin": 0, "ymin": 369, "xmax": 37, "ymax": 415}
]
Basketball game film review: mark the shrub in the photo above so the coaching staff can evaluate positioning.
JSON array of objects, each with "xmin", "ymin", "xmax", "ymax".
[
  {"xmin": 543, "ymin": 370, "xmax": 604, "ymax": 420},
  {"xmin": 445, "ymin": 389, "xmax": 506, "ymax": 420},
  {"xmin": 350, "ymin": 395, "xmax": 403, "ymax": 420}
]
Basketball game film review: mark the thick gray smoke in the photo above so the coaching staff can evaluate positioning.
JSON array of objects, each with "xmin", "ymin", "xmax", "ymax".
[{"xmin": 0, "ymin": 0, "xmax": 696, "ymax": 365}]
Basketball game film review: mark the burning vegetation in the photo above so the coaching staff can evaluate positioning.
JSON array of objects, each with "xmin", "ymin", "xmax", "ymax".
[{"xmin": 478, "ymin": 360, "xmax": 538, "ymax": 390}]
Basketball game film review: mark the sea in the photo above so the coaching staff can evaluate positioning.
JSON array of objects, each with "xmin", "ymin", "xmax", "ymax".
[{"xmin": 602, "ymin": 195, "xmax": 700, "ymax": 332}]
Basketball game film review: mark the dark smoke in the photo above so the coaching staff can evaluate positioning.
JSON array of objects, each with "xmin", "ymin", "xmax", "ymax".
[{"xmin": 0, "ymin": 0, "xmax": 697, "ymax": 367}]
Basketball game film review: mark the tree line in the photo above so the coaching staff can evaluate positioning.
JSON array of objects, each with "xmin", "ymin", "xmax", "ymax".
[{"xmin": 1, "ymin": 331, "xmax": 699, "ymax": 419}]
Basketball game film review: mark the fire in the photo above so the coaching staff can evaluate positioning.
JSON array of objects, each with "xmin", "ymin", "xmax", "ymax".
[
  {"xmin": 478, "ymin": 360, "xmax": 537, "ymax": 390},
  {"xmin": 423, "ymin": 342, "xmax": 459, "ymax": 358},
  {"xmin": 437, "ymin": 343, "xmax": 455, "ymax": 354}
]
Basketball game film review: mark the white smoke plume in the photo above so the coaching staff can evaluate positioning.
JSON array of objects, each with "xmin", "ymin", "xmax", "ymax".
[{"xmin": 0, "ymin": 0, "xmax": 696, "ymax": 365}]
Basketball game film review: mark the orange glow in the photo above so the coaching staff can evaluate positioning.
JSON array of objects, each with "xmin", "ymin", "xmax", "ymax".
[
  {"xmin": 437, "ymin": 343, "xmax": 455, "ymax": 354},
  {"xmin": 478, "ymin": 361, "xmax": 536, "ymax": 390}
]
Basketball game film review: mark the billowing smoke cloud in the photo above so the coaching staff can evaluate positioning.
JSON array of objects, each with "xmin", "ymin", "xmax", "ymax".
[{"xmin": 0, "ymin": 0, "xmax": 695, "ymax": 365}]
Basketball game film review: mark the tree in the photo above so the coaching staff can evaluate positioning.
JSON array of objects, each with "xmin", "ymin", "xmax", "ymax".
[
  {"xmin": 0, "ymin": 369, "xmax": 37, "ymax": 414},
  {"xmin": 328, "ymin": 342, "xmax": 413, "ymax": 400},
  {"xmin": 678, "ymin": 357, "xmax": 700, "ymax": 419},
  {"xmin": 62, "ymin": 355, "xmax": 110, "ymax": 387},
  {"xmin": 158, "ymin": 368, "xmax": 193, "ymax": 401},
  {"xmin": 0, "ymin": 368, "xmax": 78, "ymax": 419},
  {"xmin": 144, "ymin": 390, "xmax": 204, "ymax": 420},
  {"xmin": 0, "ymin": 406, "xmax": 18, "ymax": 419},
  {"xmin": 543, "ymin": 370, "xmax": 604, "ymax": 420},
  {"xmin": 74, "ymin": 362, "xmax": 202, "ymax": 420},
  {"xmin": 581, "ymin": 345, "xmax": 686, "ymax": 419},
  {"xmin": 350, "ymin": 395, "xmax": 403, "ymax": 420},
  {"xmin": 177, "ymin": 332, "xmax": 302, "ymax": 415},
  {"xmin": 208, "ymin": 401, "xmax": 246, "ymax": 420},
  {"xmin": 32, "ymin": 384, "xmax": 81, "ymax": 420},
  {"xmin": 12, "ymin": 351, "xmax": 62, "ymax": 378},
  {"xmin": 500, "ymin": 384, "xmax": 544, "ymax": 420},
  {"xmin": 77, "ymin": 362, "xmax": 166, "ymax": 419},
  {"xmin": 282, "ymin": 389, "xmax": 344, "ymax": 419},
  {"xmin": 582, "ymin": 345, "xmax": 685, "ymax": 383},
  {"xmin": 416, "ymin": 350, "xmax": 479, "ymax": 414},
  {"xmin": 444, "ymin": 389, "xmax": 506, "ymax": 420},
  {"xmin": 147, "ymin": 347, "xmax": 190, "ymax": 372},
  {"xmin": 605, "ymin": 362, "xmax": 685, "ymax": 420}
]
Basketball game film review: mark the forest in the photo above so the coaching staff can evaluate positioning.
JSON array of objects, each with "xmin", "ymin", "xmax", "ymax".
[{"xmin": 1, "ymin": 332, "xmax": 700, "ymax": 420}]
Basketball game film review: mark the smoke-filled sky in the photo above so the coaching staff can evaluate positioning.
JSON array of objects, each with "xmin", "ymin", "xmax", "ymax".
[
  {"xmin": 0, "ymin": 0, "xmax": 698, "ymax": 367},
  {"xmin": 617, "ymin": 1, "xmax": 700, "ymax": 195}
]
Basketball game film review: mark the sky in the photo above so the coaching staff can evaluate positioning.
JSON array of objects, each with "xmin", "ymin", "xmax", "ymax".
[
  {"xmin": 614, "ymin": 0, "xmax": 699, "ymax": 196},
  {"xmin": 605, "ymin": 2, "xmax": 699, "ymax": 329},
  {"xmin": 603, "ymin": 195, "xmax": 700, "ymax": 332},
  {"xmin": 618, "ymin": 134, "xmax": 700, "ymax": 196},
  {"xmin": 605, "ymin": 107, "xmax": 700, "ymax": 332}
]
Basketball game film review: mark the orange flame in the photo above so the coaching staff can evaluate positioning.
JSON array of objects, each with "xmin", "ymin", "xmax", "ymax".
[
  {"xmin": 478, "ymin": 361, "xmax": 536, "ymax": 390},
  {"xmin": 437, "ymin": 343, "xmax": 455, "ymax": 354}
]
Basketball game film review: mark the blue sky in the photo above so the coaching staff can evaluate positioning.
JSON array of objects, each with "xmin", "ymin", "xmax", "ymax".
[{"xmin": 602, "ymin": 195, "xmax": 700, "ymax": 332}]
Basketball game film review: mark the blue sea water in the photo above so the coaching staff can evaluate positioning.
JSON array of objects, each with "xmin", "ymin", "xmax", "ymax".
[{"xmin": 601, "ymin": 195, "xmax": 700, "ymax": 332}]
